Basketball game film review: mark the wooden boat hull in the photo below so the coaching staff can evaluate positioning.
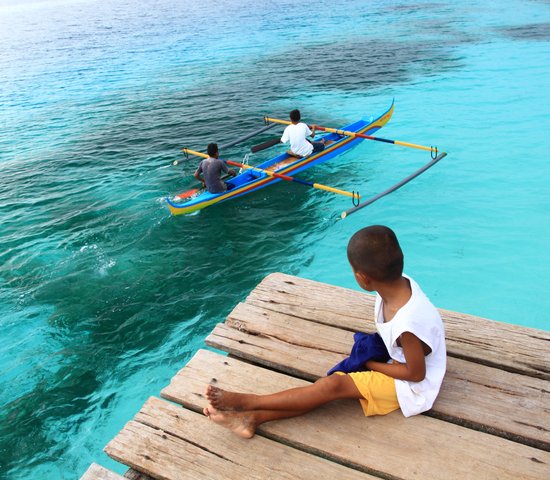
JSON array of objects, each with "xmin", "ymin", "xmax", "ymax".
[{"xmin": 166, "ymin": 101, "xmax": 394, "ymax": 216}]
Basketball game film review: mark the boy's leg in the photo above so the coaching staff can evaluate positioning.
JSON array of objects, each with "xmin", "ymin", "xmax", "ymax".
[
  {"xmin": 310, "ymin": 142, "xmax": 325, "ymax": 153},
  {"xmin": 286, "ymin": 149, "xmax": 302, "ymax": 158},
  {"xmin": 206, "ymin": 373, "xmax": 362, "ymax": 412},
  {"xmin": 204, "ymin": 405, "xmax": 308, "ymax": 439},
  {"xmin": 310, "ymin": 139, "xmax": 335, "ymax": 153}
]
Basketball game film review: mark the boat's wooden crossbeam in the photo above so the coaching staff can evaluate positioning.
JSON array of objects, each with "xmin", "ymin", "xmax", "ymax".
[{"xmin": 85, "ymin": 272, "xmax": 550, "ymax": 480}]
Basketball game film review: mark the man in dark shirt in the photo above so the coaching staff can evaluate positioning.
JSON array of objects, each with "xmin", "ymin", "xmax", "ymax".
[{"xmin": 194, "ymin": 143, "xmax": 237, "ymax": 194}]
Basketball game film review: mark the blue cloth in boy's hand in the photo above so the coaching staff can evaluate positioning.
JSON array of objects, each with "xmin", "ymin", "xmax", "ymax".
[{"xmin": 327, "ymin": 332, "xmax": 390, "ymax": 375}]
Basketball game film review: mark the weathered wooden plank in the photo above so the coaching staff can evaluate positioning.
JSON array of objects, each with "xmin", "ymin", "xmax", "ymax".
[
  {"xmin": 228, "ymin": 302, "xmax": 353, "ymax": 353},
  {"xmin": 135, "ymin": 396, "xmax": 375, "ymax": 480},
  {"xmin": 246, "ymin": 273, "xmax": 371, "ymax": 329},
  {"xmin": 206, "ymin": 323, "xmax": 343, "ymax": 380},
  {"xmin": 106, "ymin": 397, "xmax": 373, "ymax": 480},
  {"xmin": 436, "ymin": 358, "xmax": 549, "ymax": 449},
  {"xmin": 80, "ymin": 463, "xmax": 125, "ymax": 480},
  {"xmin": 246, "ymin": 272, "xmax": 550, "ymax": 379},
  {"xmin": 161, "ymin": 349, "xmax": 550, "ymax": 480},
  {"xmin": 208, "ymin": 304, "xmax": 550, "ymax": 450},
  {"xmin": 123, "ymin": 469, "xmax": 153, "ymax": 480},
  {"xmin": 106, "ymin": 419, "xmax": 254, "ymax": 480}
]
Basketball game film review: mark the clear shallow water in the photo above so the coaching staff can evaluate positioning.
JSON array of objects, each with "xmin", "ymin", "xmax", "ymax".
[{"xmin": 0, "ymin": 0, "xmax": 549, "ymax": 478}]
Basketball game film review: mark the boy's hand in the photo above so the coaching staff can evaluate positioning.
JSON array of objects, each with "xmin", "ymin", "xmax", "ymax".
[
  {"xmin": 365, "ymin": 333, "xmax": 427, "ymax": 382},
  {"xmin": 365, "ymin": 360, "xmax": 379, "ymax": 370},
  {"xmin": 367, "ymin": 359, "xmax": 402, "ymax": 369}
]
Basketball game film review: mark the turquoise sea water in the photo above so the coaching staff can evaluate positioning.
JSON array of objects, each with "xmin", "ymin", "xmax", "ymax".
[{"xmin": 1, "ymin": 0, "xmax": 549, "ymax": 478}]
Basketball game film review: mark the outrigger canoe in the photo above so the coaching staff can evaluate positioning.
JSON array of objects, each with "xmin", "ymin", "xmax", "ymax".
[{"xmin": 166, "ymin": 101, "xmax": 395, "ymax": 216}]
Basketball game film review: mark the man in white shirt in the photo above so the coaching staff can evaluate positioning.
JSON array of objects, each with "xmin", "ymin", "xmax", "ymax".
[{"xmin": 280, "ymin": 109, "xmax": 332, "ymax": 158}]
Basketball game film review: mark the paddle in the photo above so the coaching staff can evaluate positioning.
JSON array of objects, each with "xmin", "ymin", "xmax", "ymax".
[
  {"xmin": 250, "ymin": 137, "xmax": 281, "ymax": 153},
  {"xmin": 172, "ymin": 123, "xmax": 278, "ymax": 166},
  {"xmin": 264, "ymin": 116, "xmax": 438, "ymax": 155},
  {"xmin": 218, "ymin": 122, "xmax": 276, "ymax": 150},
  {"xmin": 181, "ymin": 148, "xmax": 360, "ymax": 200}
]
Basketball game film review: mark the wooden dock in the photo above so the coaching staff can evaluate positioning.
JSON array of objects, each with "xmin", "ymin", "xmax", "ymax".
[{"xmin": 82, "ymin": 272, "xmax": 550, "ymax": 480}]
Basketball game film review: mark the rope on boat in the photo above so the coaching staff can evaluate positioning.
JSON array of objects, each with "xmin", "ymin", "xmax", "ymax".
[{"xmin": 239, "ymin": 153, "xmax": 251, "ymax": 174}]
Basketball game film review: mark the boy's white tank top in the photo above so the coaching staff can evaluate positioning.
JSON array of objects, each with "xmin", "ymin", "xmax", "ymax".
[{"xmin": 375, "ymin": 275, "xmax": 447, "ymax": 417}]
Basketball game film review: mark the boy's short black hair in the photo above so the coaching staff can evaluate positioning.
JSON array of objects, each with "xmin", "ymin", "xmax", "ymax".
[
  {"xmin": 290, "ymin": 109, "xmax": 301, "ymax": 122},
  {"xmin": 207, "ymin": 143, "xmax": 219, "ymax": 157},
  {"xmin": 347, "ymin": 225, "xmax": 404, "ymax": 282}
]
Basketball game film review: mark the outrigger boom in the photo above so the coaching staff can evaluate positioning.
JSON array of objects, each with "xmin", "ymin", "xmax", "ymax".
[
  {"xmin": 264, "ymin": 117, "xmax": 438, "ymax": 156},
  {"xmin": 181, "ymin": 148, "xmax": 360, "ymax": 201}
]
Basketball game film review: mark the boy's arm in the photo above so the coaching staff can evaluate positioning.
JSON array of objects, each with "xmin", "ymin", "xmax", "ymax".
[
  {"xmin": 194, "ymin": 167, "xmax": 205, "ymax": 185},
  {"xmin": 220, "ymin": 161, "xmax": 237, "ymax": 177},
  {"xmin": 366, "ymin": 332, "xmax": 426, "ymax": 382}
]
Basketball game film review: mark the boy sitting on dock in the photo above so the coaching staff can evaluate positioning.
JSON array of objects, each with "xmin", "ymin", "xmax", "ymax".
[
  {"xmin": 204, "ymin": 225, "xmax": 447, "ymax": 438},
  {"xmin": 281, "ymin": 109, "xmax": 333, "ymax": 158}
]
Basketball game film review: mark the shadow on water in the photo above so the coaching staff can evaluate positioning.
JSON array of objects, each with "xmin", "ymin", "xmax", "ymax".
[
  {"xmin": 0, "ymin": 177, "xmax": 327, "ymax": 475},
  {"xmin": 253, "ymin": 37, "xmax": 470, "ymax": 93},
  {"xmin": 68, "ymin": 24, "xmax": 472, "ymax": 169},
  {"xmin": 498, "ymin": 22, "xmax": 550, "ymax": 41}
]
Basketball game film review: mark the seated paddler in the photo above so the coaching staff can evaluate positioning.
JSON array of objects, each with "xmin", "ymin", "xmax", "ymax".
[
  {"xmin": 194, "ymin": 143, "xmax": 237, "ymax": 194},
  {"xmin": 280, "ymin": 109, "xmax": 333, "ymax": 158}
]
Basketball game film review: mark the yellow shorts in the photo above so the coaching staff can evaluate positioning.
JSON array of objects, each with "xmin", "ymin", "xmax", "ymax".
[{"xmin": 335, "ymin": 371, "xmax": 399, "ymax": 416}]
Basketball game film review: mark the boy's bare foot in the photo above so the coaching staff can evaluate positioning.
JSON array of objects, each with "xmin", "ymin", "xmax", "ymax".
[
  {"xmin": 205, "ymin": 384, "xmax": 252, "ymax": 410},
  {"xmin": 203, "ymin": 405, "xmax": 256, "ymax": 439}
]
